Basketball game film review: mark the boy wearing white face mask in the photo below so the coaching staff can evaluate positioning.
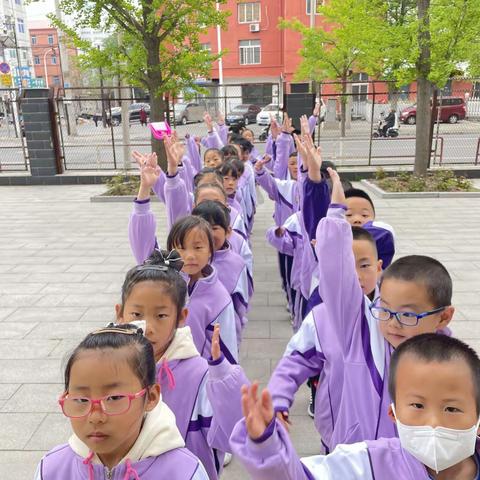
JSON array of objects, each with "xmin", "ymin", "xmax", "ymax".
[{"xmin": 230, "ymin": 333, "xmax": 480, "ymax": 480}]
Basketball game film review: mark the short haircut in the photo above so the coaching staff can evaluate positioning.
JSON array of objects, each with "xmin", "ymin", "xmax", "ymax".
[
  {"xmin": 381, "ymin": 255, "xmax": 452, "ymax": 308},
  {"xmin": 121, "ymin": 249, "xmax": 186, "ymax": 319},
  {"xmin": 64, "ymin": 323, "xmax": 156, "ymax": 391},
  {"xmin": 345, "ymin": 188, "xmax": 375, "ymax": 213},
  {"xmin": 218, "ymin": 160, "xmax": 240, "ymax": 179},
  {"xmin": 194, "ymin": 182, "xmax": 227, "ymax": 204},
  {"xmin": 193, "ymin": 168, "xmax": 223, "ymax": 188},
  {"xmin": 232, "ymin": 137, "xmax": 253, "ymax": 153},
  {"xmin": 289, "ymin": 151, "xmax": 298, "ymax": 159},
  {"xmin": 352, "ymin": 226, "xmax": 378, "ymax": 257},
  {"xmin": 167, "ymin": 215, "xmax": 215, "ymax": 258},
  {"xmin": 388, "ymin": 333, "xmax": 480, "ymax": 414},
  {"xmin": 192, "ymin": 200, "xmax": 230, "ymax": 232},
  {"xmin": 204, "ymin": 148, "xmax": 224, "ymax": 162},
  {"xmin": 221, "ymin": 145, "xmax": 240, "ymax": 159},
  {"xmin": 230, "ymin": 157, "xmax": 245, "ymax": 176}
]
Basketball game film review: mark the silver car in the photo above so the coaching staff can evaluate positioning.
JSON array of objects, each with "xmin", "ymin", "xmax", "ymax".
[{"xmin": 172, "ymin": 103, "xmax": 205, "ymax": 125}]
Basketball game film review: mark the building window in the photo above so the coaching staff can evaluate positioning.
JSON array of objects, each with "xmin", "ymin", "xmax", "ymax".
[
  {"xmin": 48, "ymin": 34, "xmax": 54, "ymax": 45},
  {"xmin": 239, "ymin": 39, "xmax": 261, "ymax": 65},
  {"xmin": 34, "ymin": 55, "xmax": 40, "ymax": 65},
  {"xmin": 306, "ymin": 0, "xmax": 322, "ymax": 15},
  {"xmin": 51, "ymin": 56, "xmax": 57, "ymax": 65},
  {"xmin": 53, "ymin": 75, "xmax": 61, "ymax": 85},
  {"xmin": 31, "ymin": 35, "xmax": 37, "ymax": 45},
  {"xmin": 238, "ymin": 2, "xmax": 261, "ymax": 23},
  {"xmin": 17, "ymin": 18, "xmax": 24, "ymax": 34},
  {"xmin": 200, "ymin": 43, "xmax": 211, "ymax": 52},
  {"xmin": 9, "ymin": 49, "xmax": 17, "ymax": 58},
  {"xmin": 15, "ymin": 0, "xmax": 22, "ymax": 4}
]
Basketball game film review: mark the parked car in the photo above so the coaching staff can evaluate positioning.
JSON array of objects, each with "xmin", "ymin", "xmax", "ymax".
[
  {"xmin": 170, "ymin": 102, "xmax": 205, "ymax": 125},
  {"xmin": 256, "ymin": 104, "xmax": 284, "ymax": 126},
  {"xmin": 226, "ymin": 104, "xmax": 262, "ymax": 127},
  {"xmin": 400, "ymin": 97, "xmax": 466, "ymax": 125},
  {"xmin": 111, "ymin": 103, "xmax": 150, "ymax": 126}
]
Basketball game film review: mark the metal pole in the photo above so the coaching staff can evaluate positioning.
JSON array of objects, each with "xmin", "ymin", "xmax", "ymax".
[
  {"xmin": 43, "ymin": 49, "xmax": 51, "ymax": 87},
  {"xmin": 368, "ymin": 82, "xmax": 376, "ymax": 166},
  {"xmin": 216, "ymin": 2, "xmax": 224, "ymax": 115}
]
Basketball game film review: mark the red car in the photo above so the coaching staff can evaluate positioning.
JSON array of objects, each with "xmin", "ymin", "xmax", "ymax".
[{"xmin": 400, "ymin": 97, "xmax": 466, "ymax": 125}]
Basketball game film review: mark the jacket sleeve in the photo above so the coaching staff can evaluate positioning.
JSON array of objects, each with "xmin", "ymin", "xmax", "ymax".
[
  {"xmin": 256, "ymin": 168, "xmax": 280, "ymax": 202},
  {"xmin": 164, "ymin": 173, "xmax": 192, "ymax": 229},
  {"xmin": 152, "ymin": 172, "xmax": 166, "ymax": 203},
  {"xmin": 273, "ymin": 133, "xmax": 294, "ymax": 180},
  {"xmin": 186, "ymin": 135, "xmax": 202, "ymax": 174},
  {"xmin": 201, "ymin": 129, "xmax": 224, "ymax": 149},
  {"xmin": 267, "ymin": 311, "xmax": 325, "ymax": 412},
  {"xmin": 207, "ymin": 356, "xmax": 250, "ymax": 452},
  {"xmin": 309, "ymin": 115, "xmax": 317, "ymax": 134},
  {"xmin": 266, "ymin": 226, "xmax": 295, "ymax": 257},
  {"xmin": 218, "ymin": 124, "xmax": 228, "ymax": 145},
  {"xmin": 302, "ymin": 177, "xmax": 331, "ymax": 242},
  {"xmin": 128, "ymin": 200, "xmax": 157, "ymax": 265},
  {"xmin": 207, "ymin": 303, "xmax": 238, "ymax": 365},
  {"xmin": 315, "ymin": 206, "xmax": 364, "ymax": 349}
]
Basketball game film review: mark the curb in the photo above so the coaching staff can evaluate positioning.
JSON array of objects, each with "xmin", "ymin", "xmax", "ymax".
[
  {"xmin": 90, "ymin": 195, "xmax": 160, "ymax": 203},
  {"xmin": 361, "ymin": 180, "xmax": 480, "ymax": 198}
]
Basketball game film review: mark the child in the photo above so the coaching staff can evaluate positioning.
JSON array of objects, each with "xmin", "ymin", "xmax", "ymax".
[
  {"xmin": 35, "ymin": 324, "xmax": 209, "ymax": 479},
  {"xmin": 231, "ymin": 334, "xmax": 480, "ymax": 479},
  {"xmin": 217, "ymin": 160, "xmax": 243, "ymax": 215},
  {"xmin": 192, "ymin": 200, "xmax": 252, "ymax": 346},
  {"xmin": 116, "ymin": 250, "xmax": 231, "ymax": 479},
  {"xmin": 268, "ymin": 168, "xmax": 455, "ymax": 452}
]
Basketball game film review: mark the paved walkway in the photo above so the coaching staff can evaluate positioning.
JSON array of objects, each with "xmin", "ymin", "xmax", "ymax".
[{"xmin": 0, "ymin": 185, "xmax": 479, "ymax": 478}]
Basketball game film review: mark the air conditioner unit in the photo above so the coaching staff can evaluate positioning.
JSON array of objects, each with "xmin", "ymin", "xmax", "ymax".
[{"xmin": 249, "ymin": 23, "xmax": 260, "ymax": 33}]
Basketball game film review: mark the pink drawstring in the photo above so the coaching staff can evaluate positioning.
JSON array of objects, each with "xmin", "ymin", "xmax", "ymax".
[
  {"xmin": 82, "ymin": 451, "xmax": 95, "ymax": 480},
  {"xmin": 157, "ymin": 359, "xmax": 176, "ymax": 390},
  {"xmin": 123, "ymin": 459, "xmax": 140, "ymax": 480}
]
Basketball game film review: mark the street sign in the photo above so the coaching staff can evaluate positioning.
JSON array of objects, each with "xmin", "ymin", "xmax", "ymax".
[
  {"xmin": 0, "ymin": 63, "xmax": 10, "ymax": 74},
  {"xmin": 0, "ymin": 74, "xmax": 12, "ymax": 87}
]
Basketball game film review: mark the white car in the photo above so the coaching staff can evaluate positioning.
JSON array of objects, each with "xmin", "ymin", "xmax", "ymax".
[{"xmin": 256, "ymin": 104, "xmax": 284, "ymax": 126}]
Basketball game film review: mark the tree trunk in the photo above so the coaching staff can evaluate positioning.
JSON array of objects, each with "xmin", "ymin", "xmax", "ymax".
[
  {"xmin": 414, "ymin": 0, "xmax": 432, "ymax": 176},
  {"xmin": 340, "ymin": 77, "xmax": 347, "ymax": 137},
  {"xmin": 149, "ymin": 93, "xmax": 167, "ymax": 170}
]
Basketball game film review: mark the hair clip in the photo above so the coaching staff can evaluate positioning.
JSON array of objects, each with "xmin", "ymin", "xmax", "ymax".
[{"xmin": 92, "ymin": 325, "xmax": 138, "ymax": 336}]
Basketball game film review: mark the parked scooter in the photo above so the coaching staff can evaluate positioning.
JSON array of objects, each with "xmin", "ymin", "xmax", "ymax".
[
  {"xmin": 372, "ymin": 111, "xmax": 399, "ymax": 138},
  {"xmin": 259, "ymin": 125, "xmax": 270, "ymax": 142}
]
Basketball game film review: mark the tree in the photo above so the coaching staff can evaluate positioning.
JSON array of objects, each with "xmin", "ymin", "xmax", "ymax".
[
  {"xmin": 280, "ymin": 0, "xmax": 386, "ymax": 137},
  {"xmin": 49, "ymin": 0, "xmax": 228, "ymax": 167}
]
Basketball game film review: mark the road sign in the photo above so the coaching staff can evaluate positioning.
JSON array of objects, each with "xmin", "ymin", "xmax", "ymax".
[
  {"xmin": 0, "ymin": 63, "xmax": 10, "ymax": 75},
  {"xmin": 0, "ymin": 73, "xmax": 12, "ymax": 87}
]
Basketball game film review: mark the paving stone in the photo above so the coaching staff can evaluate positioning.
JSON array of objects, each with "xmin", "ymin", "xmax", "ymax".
[
  {"xmin": 0, "ymin": 413, "xmax": 46, "ymax": 449},
  {"xmin": 0, "ymin": 308, "xmax": 16, "ymax": 321},
  {"xmin": 0, "ymin": 322, "xmax": 38, "ymax": 339},
  {"xmin": 25, "ymin": 322, "xmax": 106, "ymax": 340},
  {"xmin": 0, "ymin": 384, "xmax": 20, "ymax": 400},
  {"xmin": 24, "ymin": 413, "xmax": 71, "ymax": 451},
  {"xmin": 0, "ymin": 451, "xmax": 44, "ymax": 480},
  {"xmin": 1, "ymin": 384, "xmax": 63, "ymax": 413},
  {"xmin": 6, "ymin": 307, "xmax": 87, "ymax": 323},
  {"xmin": 0, "ymin": 340, "xmax": 59, "ymax": 359}
]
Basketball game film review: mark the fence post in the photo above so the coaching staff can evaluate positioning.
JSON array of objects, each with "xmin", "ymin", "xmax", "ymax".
[
  {"xmin": 107, "ymin": 96, "xmax": 117, "ymax": 169},
  {"xmin": 368, "ymin": 82, "xmax": 376, "ymax": 166}
]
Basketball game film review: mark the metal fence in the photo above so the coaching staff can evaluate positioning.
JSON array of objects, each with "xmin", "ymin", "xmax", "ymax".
[
  {"xmin": 0, "ymin": 88, "xmax": 29, "ymax": 172},
  {"xmin": 313, "ymin": 79, "xmax": 480, "ymax": 167}
]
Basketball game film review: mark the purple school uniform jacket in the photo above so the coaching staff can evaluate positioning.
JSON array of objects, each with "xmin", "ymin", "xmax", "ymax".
[
  {"xmin": 268, "ymin": 205, "xmax": 400, "ymax": 452},
  {"xmin": 213, "ymin": 245, "xmax": 252, "ymax": 345},
  {"xmin": 158, "ymin": 356, "xmax": 220, "ymax": 480},
  {"xmin": 229, "ymin": 418, "xmax": 459, "ymax": 479}
]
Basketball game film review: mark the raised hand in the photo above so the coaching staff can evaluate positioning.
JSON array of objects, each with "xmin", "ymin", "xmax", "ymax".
[
  {"xmin": 164, "ymin": 135, "xmax": 180, "ymax": 176},
  {"xmin": 327, "ymin": 167, "xmax": 345, "ymax": 205},
  {"xmin": 203, "ymin": 112, "xmax": 213, "ymax": 132},
  {"xmin": 132, "ymin": 150, "xmax": 162, "ymax": 200},
  {"xmin": 211, "ymin": 323, "xmax": 221, "ymax": 361},
  {"xmin": 254, "ymin": 154, "xmax": 271, "ymax": 172},
  {"xmin": 313, "ymin": 102, "xmax": 321, "ymax": 117},
  {"xmin": 300, "ymin": 114, "xmax": 309, "ymax": 137},
  {"xmin": 293, "ymin": 133, "xmax": 308, "ymax": 167},
  {"xmin": 217, "ymin": 111, "xmax": 225, "ymax": 126},
  {"xmin": 282, "ymin": 113, "xmax": 294, "ymax": 134},
  {"xmin": 270, "ymin": 117, "xmax": 280, "ymax": 140},
  {"xmin": 241, "ymin": 383, "xmax": 275, "ymax": 440}
]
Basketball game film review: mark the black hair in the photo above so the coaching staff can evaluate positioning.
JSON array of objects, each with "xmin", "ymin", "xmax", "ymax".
[
  {"xmin": 192, "ymin": 200, "xmax": 230, "ymax": 232},
  {"xmin": 344, "ymin": 188, "xmax": 375, "ymax": 213},
  {"xmin": 232, "ymin": 138, "xmax": 254, "ymax": 154},
  {"xmin": 319, "ymin": 161, "xmax": 353, "ymax": 193},
  {"xmin": 352, "ymin": 226, "xmax": 378, "ymax": 257},
  {"xmin": 193, "ymin": 168, "xmax": 223, "ymax": 188},
  {"xmin": 230, "ymin": 157, "xmax": 245, "ymax": 176},
  {"xmin": 167, "ymin": 215, "xmax": 215, "ymax": 259},
  {"xmin": 288, "ymin": 151, "xmax": 298, "ymax": 159},
  {"xmin": 194, "ymin": 182, "xmax": 228, "ymax": 205},
  {"xmin": 217, "ymin": 160, "xmax": 240, "ymax": 179},
  {"xmin": 388, "ymin": 333, "xmax": 480, "ymax": 413},
  {"xmin": 64, "ymin": 323, "xmax": 156, "ymax": 391},
  {"xmin": 204, "ymin": 148, "xmax": 224, "ymax": 162},
  {"xmin": 221, "ymin": 145, "xmax": 240, "ymax": 159},
  {"xmin": 120, "ymin": 249, "xmax": 186, "ymax": 320},
  {"xmin": 381, "ymin": 255, "xmax": 452, "ymax": 308}
]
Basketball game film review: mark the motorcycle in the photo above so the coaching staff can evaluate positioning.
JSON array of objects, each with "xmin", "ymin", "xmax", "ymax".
[{"xmin": 372, "ymin": 111, "xmax": 399, "ymax": 138}]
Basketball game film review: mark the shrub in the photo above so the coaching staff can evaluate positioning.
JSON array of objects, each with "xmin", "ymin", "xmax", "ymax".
[{"xmin": 104, "ymin": 175, "xmax": 140, "ymax": 196}]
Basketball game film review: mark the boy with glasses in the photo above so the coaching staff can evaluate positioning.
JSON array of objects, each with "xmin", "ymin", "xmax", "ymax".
[{"xmin": 268, "ymin": 168, "xmax": 454, "ymax": 453}]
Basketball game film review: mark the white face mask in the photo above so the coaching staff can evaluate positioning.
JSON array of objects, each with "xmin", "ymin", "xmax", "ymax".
[{"xmin": 392, "ymin": 404, "xmax": 480, "ymax": 473}]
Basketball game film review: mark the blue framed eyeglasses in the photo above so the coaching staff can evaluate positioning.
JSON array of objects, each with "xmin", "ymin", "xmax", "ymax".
[{"xmin": 369, "ymin": 298, "xmax": 446, "ymax": 327}]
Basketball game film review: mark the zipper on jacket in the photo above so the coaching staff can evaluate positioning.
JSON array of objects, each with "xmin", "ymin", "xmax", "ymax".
[{"xmin": 105, "ymin": 467, "xmax": 113, "ymax": 479}]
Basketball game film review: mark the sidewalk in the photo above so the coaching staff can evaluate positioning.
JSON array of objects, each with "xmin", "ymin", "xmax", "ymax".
[{"xmin": 0, "ymin": 185, "xmax": 479, "ymax": 478}]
